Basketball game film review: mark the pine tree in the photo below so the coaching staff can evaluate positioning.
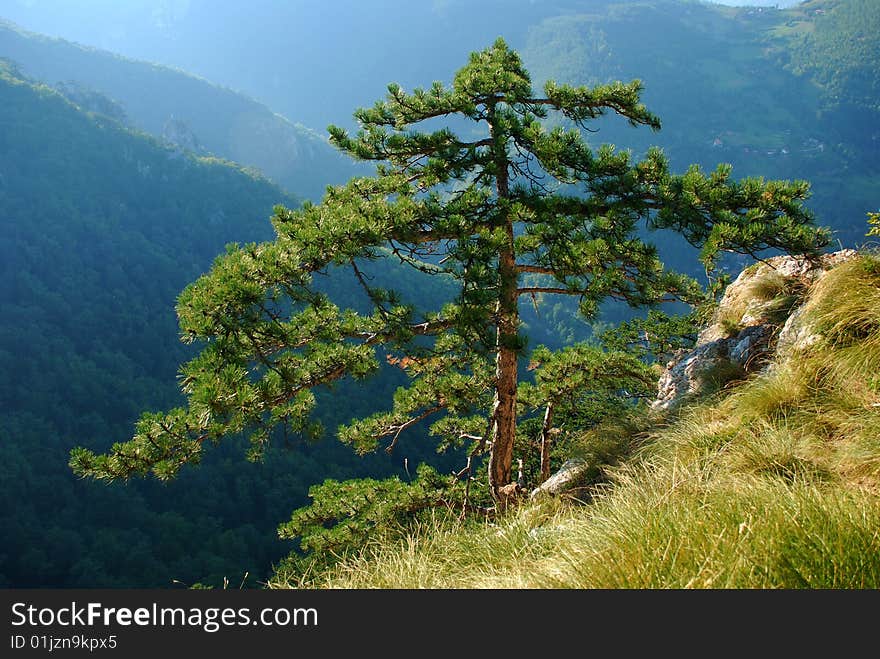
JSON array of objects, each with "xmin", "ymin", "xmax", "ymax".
[
  {"xmin": 70, "ymin": 38, "xmax": 828, "ymax": 508},
  {"xmin": 868, "ymin": 211, "xmax": 880, "ymax": 237}
]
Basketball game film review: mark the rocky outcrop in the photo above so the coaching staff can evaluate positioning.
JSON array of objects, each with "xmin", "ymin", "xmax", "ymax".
[
  {"xmin": 532, "ymin": 250, "xmax": 859, "ymax": 499},
  {"xmin": 651, "ymin": 249, "xmax": 859, "ymax": 412},
  {"xmin": 162, "ymin": 117, "xmax": 204, "ymax": 154}
]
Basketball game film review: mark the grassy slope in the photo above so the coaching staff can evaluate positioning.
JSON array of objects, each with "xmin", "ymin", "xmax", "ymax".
[{"xmin": 272, "ymin": 252, "xmax": 880, "ymax": 589}]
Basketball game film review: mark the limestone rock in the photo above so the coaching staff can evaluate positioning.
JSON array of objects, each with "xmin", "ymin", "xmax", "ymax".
[
  {"xmin": 651, "ymin": 249, "xmax": 859, "ymax": 412},
  {"xmin": 776, "ymin": 305, "xmax": 821, "ymax": 357}
]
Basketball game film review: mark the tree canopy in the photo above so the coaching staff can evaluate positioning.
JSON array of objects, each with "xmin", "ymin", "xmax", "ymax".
[{"xmin": 71, "ymin": 39, "xmax": 828, "ymax": 517}]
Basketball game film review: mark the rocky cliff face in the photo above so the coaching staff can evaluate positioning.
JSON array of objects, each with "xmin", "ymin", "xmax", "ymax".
[{"xmin": 651, "ymin": 249, "xmax": 859, "ymax": 413}]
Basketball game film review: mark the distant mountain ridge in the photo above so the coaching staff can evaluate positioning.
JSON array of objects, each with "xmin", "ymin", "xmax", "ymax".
[
  {"xmin": 0, "ymin": 18, "xmax": 359, "ymax": 202},
  {"xmin": 2, "ymin": 1, "xmax": 876, "ymax": 242}
]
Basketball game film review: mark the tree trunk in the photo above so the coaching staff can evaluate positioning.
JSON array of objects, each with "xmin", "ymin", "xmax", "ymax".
[
  {"xmin": 487, "ymin": 105, "xmax": 518, "ymax": 509},
  {"xmin": 489, "ymin": 226, "xmax": 518, "ymax": 507},
  {"xmin": 539, "ymin": 402, "xmax": 554, "ymax": 484},
  {"xmin": 489, "ymin": 333, "xmax": 517, "ymax": 503}
]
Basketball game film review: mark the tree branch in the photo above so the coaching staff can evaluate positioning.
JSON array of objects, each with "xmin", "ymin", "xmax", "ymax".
[
  {"xmin": 516, "ymin": 287, "xmax": 583, "ymax": 297},
  {"xmin": 516, "ymin": 264, "xmax": 556, "ymax": 275},
  {"xmin": 384, "ymin": 404, "xmax": 446, "ymax": 454}
]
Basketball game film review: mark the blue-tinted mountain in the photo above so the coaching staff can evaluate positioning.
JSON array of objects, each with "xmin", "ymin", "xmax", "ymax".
[
  {"xmin": 0, "ymin": 18, "xmax": 359, "ymax": 202},
  {"xmin": 2, "ymin": 1, "xmax": 876, "ymax": 243},
  {"xmin": 0, "ymin": 63, "xmax": 428, "ymax": 587}
]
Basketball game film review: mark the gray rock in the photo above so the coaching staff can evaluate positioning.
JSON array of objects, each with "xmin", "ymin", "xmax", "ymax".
[
  {"xmin": 776, "ymin": 305, "xmax": 821, "ymax": 357},
  {"xmin": 729, "ymin": 324, "xmax": 775, "ymax": 368},
  {"xmin": 650, "ymin": 250, "xmax": 859, "ymax": 412}
]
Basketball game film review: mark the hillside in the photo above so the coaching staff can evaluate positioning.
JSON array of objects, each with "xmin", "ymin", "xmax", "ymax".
[
  {"xmin": 2, "ymin": 0, "xmax": 876, "ymax": 244},
  {"xmin": 768, "ymin": 0, "xmax": 880, "ymax": 120},
  {"xmin": 0, "ymin": 61, "xmax": 290, "ymax": 586},
  {"xmin": 0, "ymin": 19, "xmax": 359, "ymax": 201},
  {"xmin": 0, "ymin": 64, "xmax": 443, "ymax": 587},
  {"xmin": 272, "ymin": 243, "xmax": 880, "ymax": 588},
  {"xmin": 520, "ymin": 0, "xmax": 879, "ymax": 247}
]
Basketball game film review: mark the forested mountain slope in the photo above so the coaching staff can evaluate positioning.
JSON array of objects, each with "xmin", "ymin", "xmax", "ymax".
[
  {"xmin": 520, "ymin": 0, "xmax": 878, "ymax": 247},
  {"xmin": 0, "ymin": 19, "xmax": 359, "ymax": 201},
  {"xmin": 0, "ymin": 64, "xmax": 427, "ymax": 587},
  {"xmin": 3, "ymin": 0, "xmax": 875, "ymax": 244}
]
